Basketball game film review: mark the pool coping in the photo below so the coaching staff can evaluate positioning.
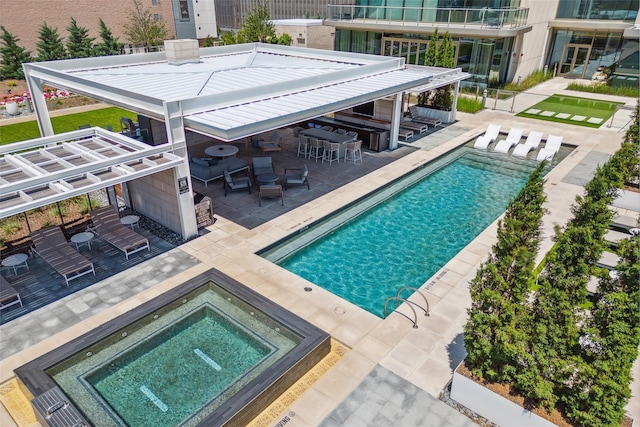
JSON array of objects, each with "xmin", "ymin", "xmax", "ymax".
[{"xmin": 14, "ymin": 268, "xmax": 331, "ymax": 427}]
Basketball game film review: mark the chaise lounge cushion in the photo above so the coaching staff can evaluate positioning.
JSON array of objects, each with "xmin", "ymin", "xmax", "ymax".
[{"xmin": 189, "ymin": 156, "xmax": 249, "ymax": 186}]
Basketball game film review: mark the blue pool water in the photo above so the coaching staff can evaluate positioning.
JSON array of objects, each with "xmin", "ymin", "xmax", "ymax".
[{"xmin": 264, "ymin": 148, "xmax": 542, "ymax": 317}]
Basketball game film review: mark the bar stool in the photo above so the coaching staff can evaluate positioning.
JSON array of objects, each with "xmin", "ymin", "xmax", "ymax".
[
  {"xmin": 297, "ymin": 135, "xmax": 310, "ymax": 158},
  {"xmin": 344, "ymin": 140, "xmax": 363, "ymax": 164},
  {"xmin": 322, "ymin": 141, "xmax": 340, "ymax": 165},
  {"xmin": 308, "ymin": 137, "xmax": 324, "ymax": 162}
]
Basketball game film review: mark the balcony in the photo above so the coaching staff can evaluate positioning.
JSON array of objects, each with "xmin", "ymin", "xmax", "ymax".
[{"xmin": 326, "ymin": 4, "xmax": 529, "ymax": 30}]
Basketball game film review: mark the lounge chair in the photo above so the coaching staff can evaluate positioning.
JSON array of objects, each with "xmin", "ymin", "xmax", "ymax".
[
  {"xmin": 473, "ymin": 124, "xmax": 501, "ymax": 149},
  {"xmin": 224, "ymin": 170, "xmax": 252, "ymax": 195},
  {"xmin": 400, "ymin": 120, "xmax": 429, "ymax": 135},
  {"xmin": 494, "ymin": 128, "xmax": 524, "ymax": 153},
  {"xmin": 409, "ymin": 106, "xmax": 442, "ymax": 127},
  {"xmin": 31, "ymin": 226, "xmax": 95, "ymax": 286},
  {"xmin": 89, "ymin": 206, "xmax": 150, "ymax": 259},
  {"xmin": 0, "ymin": 276, "xmax": 23, "ymax": 311},
  {"xmin": 596, "ymin": 250, "xmax": 621, "ymax": 270},
  {"xmin": 258, "ymin": 133, "xmax": 283, "ymax": 155},
  {"xmin": 536, "ymin": 135, "xmax": 563, "ymax": 161},
  {"xmin": 252, "ymin": 157, "xmax": 274, "ymax": 179},
  {"xmin": 604, "ymin": 229, "xmax": 632, "ymax": 246},
  {"xmin": 259, "ymin": 185, "xmax": 283, "ymax": 206},
  {"xmin": 284, "ymin": 164, "xmax": 310, "ymax": 190},
  {"xmin": 512, "ymin": 131, "xmax": 543, "ymax": 157}
]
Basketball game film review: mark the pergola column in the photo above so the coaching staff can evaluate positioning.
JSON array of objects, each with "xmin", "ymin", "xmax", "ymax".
[
  {"xmin": 451, "ymin": 80, "xmax": 460, "ymax": 119},
  {"xmin": 389, "ymin": 92, "xmax": 404, "ymax": 150},
  {"xmin": 24, "ymin": 67, "xmax": 54, "ymax": 137},
  {"xmin": 164, "ymin": 101, "xmax": 198, "ymax": 240}
]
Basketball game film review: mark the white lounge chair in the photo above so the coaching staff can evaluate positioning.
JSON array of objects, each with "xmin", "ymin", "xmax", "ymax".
[
  {"xmin": 494, "ymin": 128, "xmax": 524, "ymax": 153},
  {"xmin": 512, "ymin": 131, "xmax": 543, "ymax": 157},
  {"xmin": 536, "ymin": 135, "xmax": 563, "ymax": 161},
  {"xmin": 473, "ymin": 124, "xmax": 501, "ymax": 149}
]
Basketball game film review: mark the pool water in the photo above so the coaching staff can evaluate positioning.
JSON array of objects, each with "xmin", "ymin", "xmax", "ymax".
[
  {"xmin": 264, "ymin": 149, "xmax": 543, "ymax": 317},
  {"xmin": 45, "ymin": 282, "xmax": 302, "ymax": 427},
  {"xmin": 87, "ymin": 307, "xmax": 273, "ymax": 427}
]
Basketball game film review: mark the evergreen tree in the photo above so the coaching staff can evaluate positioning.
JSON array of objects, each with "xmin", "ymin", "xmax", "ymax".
[
  {"xmin": 436, "ymin": 31, "xmax": 455, "ymax": 68},
  {"xmin": 0, "ymin": 26, "xmax": 32, "ymax": 79},
  {"xmin": 424, "ymin": 28, "xmax": 438, "ymax": 67},
  {"xmin": 242, "ymin": 0, "xmax": 276, "ymax": 43},
  {"xmin": 123, "ymin": 0, "xmax": 168, "ymax": 49},
  {"xmin": 66, "ymin": 17, "xmax": 95, "ymax": 58},
  {"xmin": 94, "ymin": 19, "xmax": 124, "ymax": 56},
  {"xmin": 465, "ymin": 163, "xmax": 546, "ymax": 382},
  {"xmin": 36, "ymin": 22, "xmax": 67, "ymax": 61}
]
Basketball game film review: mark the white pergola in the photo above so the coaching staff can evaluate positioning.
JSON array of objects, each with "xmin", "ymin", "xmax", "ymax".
[{"xmin": 17, "ymin": 41, "xmax": 469, "ymax": 238}]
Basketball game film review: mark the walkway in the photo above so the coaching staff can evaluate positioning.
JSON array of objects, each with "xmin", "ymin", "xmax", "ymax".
[{"xmin": 0, "ymin": 78, "xmax": 637, "ymax": 426}]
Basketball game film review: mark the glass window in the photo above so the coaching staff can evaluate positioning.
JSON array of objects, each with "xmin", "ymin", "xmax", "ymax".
[
  {"xmin": 179, "ymin": 0, "xmax": 190, "ymax": 20},
  {"xmin": 556, "ymin": 0, "xmax": 639, "ymax": 20}
]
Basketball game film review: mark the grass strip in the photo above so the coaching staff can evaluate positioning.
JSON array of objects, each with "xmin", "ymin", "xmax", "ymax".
[
  {"xmin": 0, "ymin": 107, "xmax": 138, "ymax": 145},
  {"xmin": 516, "ymin": 94, "xmax": 624, "ymax": 128}
]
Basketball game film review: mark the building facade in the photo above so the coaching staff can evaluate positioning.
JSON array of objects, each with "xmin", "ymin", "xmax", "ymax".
[{"xmin": 324, "ymin": 0, "xmax": 639, "ymax": 87}]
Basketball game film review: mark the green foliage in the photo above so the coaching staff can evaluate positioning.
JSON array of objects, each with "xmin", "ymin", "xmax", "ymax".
[
  {"xmin": 220, "ymin": 31, "xmax": 238, "ymax": 45},
  {"xmin": 66, "ymin": 18, "xmax": 95, "ymax": 58},
  {"xmin": 502, "ymin": 69, "xmax": 553, "ymax": 92},
  {"xmin": 456, "ymin": 96, "xmax": 483, "ymax": 113},
  {"xmin": 36, "ymin": 22, "xmax": 67, "ymax": 61},
  {"xmin": 436, "ymin": 31, "xmax": 454, "ymax": 68},
  {"xmin": 465, "ymin": 163, "xmax": 546, "ymax": 383},
  {"xmin": 123, "ymin": 0, "xmax": 169, "ymax": 48},
  {"xmin": 0, "ymin": 26, "xmax": 32, "ymax": 80},
  {"xmin": 567, "ymin": 82, "xmax": 639, "ymax": 98},
  {"xmin": 418, "ymin": 30, "xmax": 455, "ymax": 111},
  {"xmin": 242, "ymin": 0, "xmax": 276, "ymax": 43},
  {"xmin": 202, "ymin": 35, "xmax": 216, "ymax": 47},
  {"xmin": 94, "ymin": 19, "xmax": 124, "ymax": 56},
  {"xmin": 0, "ymin": 107, "xmax": 138, "ymax": 145}
]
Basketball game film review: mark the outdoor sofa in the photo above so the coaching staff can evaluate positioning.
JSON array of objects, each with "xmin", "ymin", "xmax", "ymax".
[
  {"xmin": 189, "ymin": 155, "xmax": 250, "ymax": 187},
  {"xmin": 0, "ymin": 275, "xmax": 23, "ymax": 311}
]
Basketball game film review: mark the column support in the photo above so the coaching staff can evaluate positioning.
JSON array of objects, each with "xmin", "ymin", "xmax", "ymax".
[{"xmin": 389, "ymin": 92, "xmax": 403, "ymax": 150}]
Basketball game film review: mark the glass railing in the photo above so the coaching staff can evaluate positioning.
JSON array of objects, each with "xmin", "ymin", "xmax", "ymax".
[{"xmin": 326, "ymin": 5, "xmax": 529, "ymax": 29}]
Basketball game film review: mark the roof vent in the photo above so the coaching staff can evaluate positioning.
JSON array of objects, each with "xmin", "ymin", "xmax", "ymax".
[{"xmin": 164, "ymin": 39, "xmax": 200, "ymax": 65}]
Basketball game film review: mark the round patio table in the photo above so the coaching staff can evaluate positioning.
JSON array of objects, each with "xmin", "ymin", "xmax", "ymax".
[
  {"xmin": 256, "ymin": 173, "xmax": 279, "ymax": 185},
  {"xmin": 120, "ymin": 215, "xmax": 140, "ymax": 230},
  {"xmin": 204, "ymin": 145, "xmax": 239, "ymax": 158},
  {"xmin": 71, "ymin": 231, "xmax": 94, "ymax": 251},
  {"xmin": 2, "ymin": 253, "xmax": 29, "ymax": 276}
]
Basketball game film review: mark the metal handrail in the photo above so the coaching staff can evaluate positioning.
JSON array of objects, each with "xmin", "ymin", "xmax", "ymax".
[
  {"xmin": 383, "ymin": 296, "xmax": 419, "ymax": 328},
  {"xmin": 326, "ymin": 5, "xmax": 529, "ymax": 29},
  {"xmin": 396, "ymin": 286, "xmax": 430, "ymax": 317}
]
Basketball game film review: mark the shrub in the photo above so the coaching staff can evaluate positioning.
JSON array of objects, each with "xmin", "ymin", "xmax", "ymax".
[
  {"xmin": 503, "ymin": 69, "xmax": 553, "ymax": 92},
  {"xmin": 457, "ymin": 96, "xmax": 484, "ymax": 113},
  {"xmin": 567, "ymin": 82, "xmax": 639, "ymax": 98}
]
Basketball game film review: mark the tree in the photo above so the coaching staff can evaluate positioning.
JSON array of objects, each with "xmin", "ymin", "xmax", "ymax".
[
  {"xmin": 94, "ymin": 19, "xmax": 124, "ymax": 56},
  {"xmin": 36, "ymin": 22, "xmax": 67, "ymax": 61},
  {"xmin": 66, "ymin": 18, "xmax": 95, "ymax": 58},
  {"xmin": 123, "ymin": 0, "xmax": 168, "ymax": 49},
  {"xmin": 242, "ymin": 0, "xmax": 276, "ymax": 43},
  {"xmin": 0, "ymin": 26, "xmax": 32, "ymax": 79},
  {"xmin": 464, "ymin": 163, "xmax": 546, "ymax": 382},
  {"xmin": 424, "ymin": 28, "xmax": 438, "ymax": 67},
  {"xmin": 418, "ymin": 29, "xmax": 455, "ymax": 110}
]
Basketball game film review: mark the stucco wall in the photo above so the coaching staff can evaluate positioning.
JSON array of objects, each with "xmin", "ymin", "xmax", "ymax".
[
  {"xmin": 274, "ymin": 20, "xmax": 334, "ymax": 50},
  {"xmin": 128, "ymin": 169, "xmax": 182, "ymax": 235}
]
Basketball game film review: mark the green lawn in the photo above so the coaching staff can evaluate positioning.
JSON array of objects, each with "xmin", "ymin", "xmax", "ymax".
[
  {"xmin": 516, "ymin": 94, "xmax": 624, "ymax": 128},
  {"xmin": 0, "ymin": 107, "xmax": 138, "ymax": 145}
]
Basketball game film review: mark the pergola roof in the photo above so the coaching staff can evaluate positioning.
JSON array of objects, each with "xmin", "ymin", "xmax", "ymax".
[
  {"xmin": 0, "ymin": 129, "xmax": 183, "ymax": 218},
  {"xmin": 24, "ymin": 43, "xmax": 469, "ymax": 141}
]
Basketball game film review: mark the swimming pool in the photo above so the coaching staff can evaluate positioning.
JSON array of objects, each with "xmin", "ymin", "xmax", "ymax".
[
  {"xmin": 261, "ymin": 147, "xmax": 551, "ymax": 317},
  {"xmin": 16, "ymin": 270, "xmax": 330, "ymax": 427}
]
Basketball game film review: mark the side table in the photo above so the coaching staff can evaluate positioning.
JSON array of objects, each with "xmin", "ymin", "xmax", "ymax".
[
  {"xmin": 2, "ymin": 253, "xmax": 29, "ymax": 276},
  {"xmin": 120, "ymin": 215, "xmax": 140, "ymax": 230},
  {"xmin": 71, "ymin": 231, "xmax": 95, "ymax": 251}
]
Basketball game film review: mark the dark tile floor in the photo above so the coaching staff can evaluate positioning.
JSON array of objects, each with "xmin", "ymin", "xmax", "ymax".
[{"xmin": 188, "ymin": 139, "xmax": 419, "ymax": 229}]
